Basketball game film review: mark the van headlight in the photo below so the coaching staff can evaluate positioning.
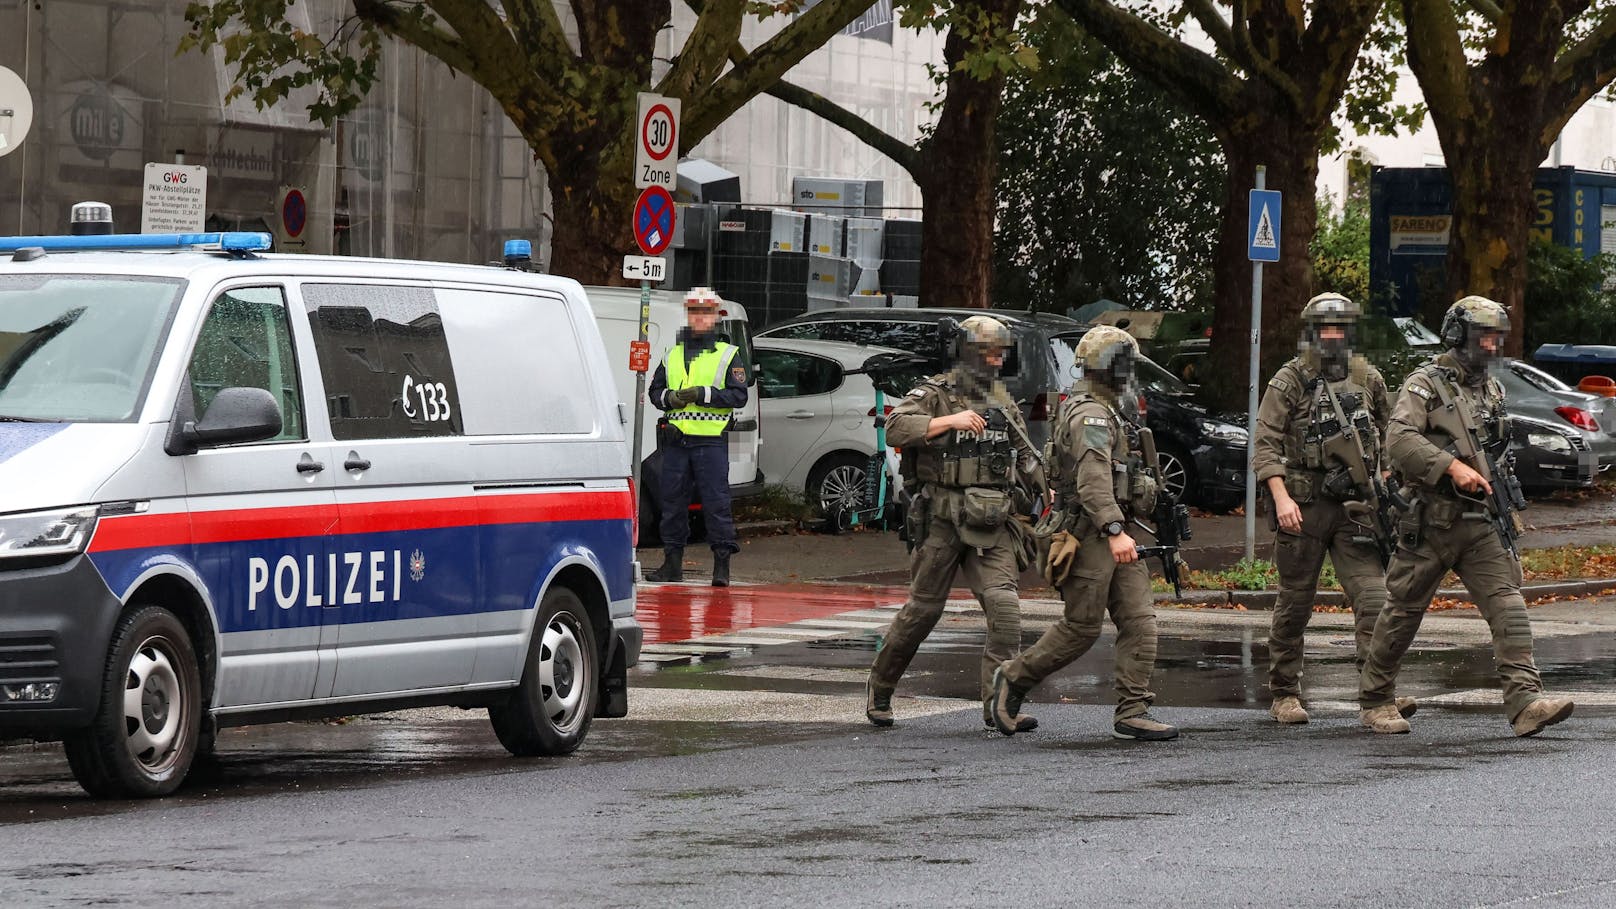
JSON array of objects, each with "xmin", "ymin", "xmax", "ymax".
[
  {"xmin": 1527, "ymin": 431, "xmax": 1573, "ymax": 454},
  {"xmin": 0, "ymin": 507, "xmax": 99, "ymax": 560},
  {"xmin": 1199, "ymin": 419, "xmax": 1249, "ymax": 445}
]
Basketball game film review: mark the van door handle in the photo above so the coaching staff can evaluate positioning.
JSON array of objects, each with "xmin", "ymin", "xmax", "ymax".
[
  {"xmin": 344, "ymin": 455, "xmax": 372, "ymax": 472},
  {"xmin": 296, "ymin": 456, "xmax": 325, "ymax": 474},
  {"xmin": 786, "ymin": 410, "xmax": 815, "ymax": 420}
]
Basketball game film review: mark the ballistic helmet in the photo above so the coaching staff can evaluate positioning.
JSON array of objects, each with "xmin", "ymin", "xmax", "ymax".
[
  {"xmin": 1076, "ymin": 325, "xmax": 1139, "ymax": 398},
  {"xmin": 1441, "ymin": 295, "xmax": 1509, "ymax": 373}
]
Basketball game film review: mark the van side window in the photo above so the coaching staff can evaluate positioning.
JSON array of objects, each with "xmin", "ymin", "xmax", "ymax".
[
  {"xmin": 187, "ymin": 286, "xmax": 304, "ymax": 441},
  {"xmin": 434, "ymin": 287, "xmax": 594, "ymax": 434},
  {"xmin": 303, "ymin": 284, "xmax": 463, "ymax": 440}
]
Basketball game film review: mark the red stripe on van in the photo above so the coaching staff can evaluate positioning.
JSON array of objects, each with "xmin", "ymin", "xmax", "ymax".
[{"xmin": 87, "ymin": 490, "xmax": 631, "ymax": 552}]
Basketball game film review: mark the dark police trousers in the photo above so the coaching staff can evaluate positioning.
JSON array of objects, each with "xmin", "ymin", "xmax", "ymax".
[{"xmin": 658, "ymin": 431, "xmax": 738, "ymax": 555}]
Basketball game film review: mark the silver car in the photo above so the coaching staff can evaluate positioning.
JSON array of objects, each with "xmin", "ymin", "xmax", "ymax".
[{"xmin": 1497, "ymin": 359, "xmax": 1616, "ymax": 467}]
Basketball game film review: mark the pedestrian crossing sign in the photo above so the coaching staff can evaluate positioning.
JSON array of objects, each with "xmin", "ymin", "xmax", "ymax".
[{"xmin": 1249, "ymin": 189, "xmax": 1281, "ymax": 262}]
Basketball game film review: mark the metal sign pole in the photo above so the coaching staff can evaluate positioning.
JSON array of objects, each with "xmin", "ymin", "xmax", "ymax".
[
  {"xmin": 1244, "ymin": 165, "xmax": 1266, "ymax": 563},
  {"xmin": 631, "ymin": 280, "xmax": 651, "ymax": 495}
]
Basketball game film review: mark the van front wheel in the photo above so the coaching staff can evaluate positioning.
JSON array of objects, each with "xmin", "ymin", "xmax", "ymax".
[
  {"xmin": 63, "ymin": 606, "xmax": 202, "ymax": 798},
  {"xmin": 490, "ymin": 587, "xmax": 599, "ymax": 757}
]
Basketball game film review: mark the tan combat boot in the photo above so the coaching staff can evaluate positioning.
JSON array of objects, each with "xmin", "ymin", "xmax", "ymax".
[
  {"xmin": 982, "ymin": 701, "xmax": 1038, "ymax": 732},
  {"xmin": 1395, "ymin": 696, "xmax": 1419, "ymax": 718},
  {"xmin": 1269, "ymin": 696, "xmax": 1309, "ymax": 724},
  {"xmin": 1511, "ymin": 697, "xmax": 1574, "ymax": 737},
  {"xmin": 988, "ymin": 668, "xmax": 1037, "ymax": 736},
  {"xmin": 1113, "ymin": 713, "xmax": 1179, "ymax": 741},
  {"xmin": 865, "ymin": 679, "xmax": 894, "ymax": 728},
  {"xmin": 1359, "ymin": 704, "xmax": 1411, "ymax": 734}
]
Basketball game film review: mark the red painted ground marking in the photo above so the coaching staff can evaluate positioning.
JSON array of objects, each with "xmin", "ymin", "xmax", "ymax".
[{"xmin": 637, "ymin": 583, "xmax": 936, "ymax": 644}]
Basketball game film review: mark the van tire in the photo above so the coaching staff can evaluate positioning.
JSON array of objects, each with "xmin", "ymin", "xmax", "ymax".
[
  {"xmin": 489, "ymin": 586, "xmax": 599, "ymax": 757},
  {"xmin": 63, "ymin": 606, "xmax": 202, "ymax": 798}
]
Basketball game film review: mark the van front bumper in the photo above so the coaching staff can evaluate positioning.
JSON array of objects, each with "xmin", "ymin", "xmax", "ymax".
[{"xmin": 0, "ymin": 555, "xmax": 121, "ymax": 733}]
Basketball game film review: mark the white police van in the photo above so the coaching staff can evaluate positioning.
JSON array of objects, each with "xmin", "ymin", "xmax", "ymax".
[{"xmin": 0, "ymin": 220, "xmax": 639, "ymax": 797}]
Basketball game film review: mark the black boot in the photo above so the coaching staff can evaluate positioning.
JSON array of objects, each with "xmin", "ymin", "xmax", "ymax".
[
  {"xmin": 646, "ymin": 548, "xmax": 683, "ymax": 582},
  {"xmin": 711, "ymin": 551, "xmax": 731, "ymax": 588}
]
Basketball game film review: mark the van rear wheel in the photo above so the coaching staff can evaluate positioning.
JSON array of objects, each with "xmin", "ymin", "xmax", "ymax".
[
  {"xmin": 63, "ymin": 606, "xmax": 202, "ymax": 798},
  {"xmin": 490, "ymin": 587, "xmax": 599, "ymax": 757}
]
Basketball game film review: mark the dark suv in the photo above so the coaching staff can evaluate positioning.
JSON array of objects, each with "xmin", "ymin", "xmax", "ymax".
[
  {"xmin": 757, "ymin": 307, "xmax": 1083, "ymax": 448},
  {"xmin": 1050, "ymin": 332, "xmax": 1247, "ymax": 512}
]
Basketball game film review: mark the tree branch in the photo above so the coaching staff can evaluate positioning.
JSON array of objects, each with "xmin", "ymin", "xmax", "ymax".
[
  {"xmin": 682, "ymin": 0, "xmax": 871, "ymax": 146},
  {"xmin": 499, "ymin": 0, "xmax": 573, "ymax": 74},
  {"xmin": 1054, "ymin": 0, "xmax": 1243, "ymax": 123},
  {"xmin": 353, "ymin": 0, "xmax": 479, "ymax": 76},
  {"xmin": 766, "ymin": 80, "xmax": 921, "ymax": 176},
  {"xmin": 1229, "ymin": 0, "xmax": 1307, "ymax": 111},
  {"xmin": 1398, "ymin": 0, "xmax": 1474, "ymax": 132},
  {"xmin": 657, "ymin": 0, "xmax": 746, "ymax": 99},
  {"xmin": 1458, "ymin": 0, "xmax": 1504, "ymax": 23},
  {"xmin": 1544, "ymin": 11, "xmax": 1616, "ymax": 143},
  {"xmin": 1294, "ymin": 0, "xmax": 1385, "ymax": 122},
  {"xmin": 1182, "ymin": 0, "xmax": 1239, "ymax": 60}
]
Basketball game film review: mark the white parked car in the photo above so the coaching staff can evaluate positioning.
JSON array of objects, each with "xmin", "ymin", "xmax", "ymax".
[{"xmin": 753, "ymin": 338, "xmax": 922, "ymax": 517}]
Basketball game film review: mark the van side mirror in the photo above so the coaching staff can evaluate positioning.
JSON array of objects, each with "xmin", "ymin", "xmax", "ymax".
[{"xmin": 175, "ymin": 387, "xmax": 282, "ymax": 453}]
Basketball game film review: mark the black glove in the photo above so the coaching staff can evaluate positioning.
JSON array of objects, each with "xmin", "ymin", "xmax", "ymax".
[{"xmin": 670, "ymin": 387, "xmax": 702, "ymax": 406}]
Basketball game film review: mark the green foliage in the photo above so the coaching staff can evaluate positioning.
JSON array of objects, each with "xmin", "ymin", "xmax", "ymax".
[
  {"xmin": 1312, "ymin": 192, "xmax": 1370, "ymax": 305},
  {"xmin": 180, "ymin": 0, "xmax": 391, "ymax": 125},
  {"xmin": 1523, "ymin": 239, "xmax": 1616, "ymax": 354},
  {"xmin": 992, "ymin": 13, "xmax": 1222, "ymax": 313}
]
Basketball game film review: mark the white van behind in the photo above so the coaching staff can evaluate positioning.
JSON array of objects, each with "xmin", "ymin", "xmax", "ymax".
[{"xmin": 584, "ymin": 286, "xmax": 762, "ymax": 544}]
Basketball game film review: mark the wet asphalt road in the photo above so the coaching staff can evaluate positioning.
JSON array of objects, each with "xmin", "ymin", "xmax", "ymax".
[{"xmin": 5, "ymin": 598, "xmax": 1616, "ymax": 906}]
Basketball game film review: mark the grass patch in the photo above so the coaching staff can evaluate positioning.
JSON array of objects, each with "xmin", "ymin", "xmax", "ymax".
[{"xmin": 732, "ymin": 483, "xmax": 817, "ymax": 524}]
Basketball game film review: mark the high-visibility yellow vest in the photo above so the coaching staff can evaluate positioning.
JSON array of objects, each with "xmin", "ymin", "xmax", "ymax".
[{"xmin": 666, "ymin": 341, "xmax": 738, "ymax": 437}]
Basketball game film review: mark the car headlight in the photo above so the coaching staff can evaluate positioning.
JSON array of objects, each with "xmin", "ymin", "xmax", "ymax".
[
  {"xmin": 0, "ymin": 507, "xmax": 99, "ymax": 560},
  {"xmin": 1526, "ymin": 431, "xmax": 1573, "ymax": 454},
  {"xmin": 1198, "ymin": 419, "xmax": 1249, "ymax": 445}
]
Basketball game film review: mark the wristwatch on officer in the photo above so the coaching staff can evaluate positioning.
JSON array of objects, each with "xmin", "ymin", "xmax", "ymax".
[{"xmin": 1101, "ymin": 520, "xmax": 1125, "ymax": 537}]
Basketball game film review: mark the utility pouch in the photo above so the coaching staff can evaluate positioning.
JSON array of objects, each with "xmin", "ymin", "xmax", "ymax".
[
  {"xmin": 1398, "ymin": 498, "xmax": 1424, "ymax": 549},
  {"xmin": 1321, "ymin": 466, "xmax": 1358, "ymax": 501},
  {"xmin": 1424, "ymin": 496, "xmax": 1462, "ymax": 530},
  {"xmin": 902, "ymin": 493, "xmax": 931, "ymax": 552},
  {"xmin": 1283, "ymin": 470, "xmax": 1317, "ymax": 504},
  {"xmin": 1130, "ymin": 470, "xmax": 1159, "ymax": 516},
  {"xmin": 960, "ymin": 487, "xmax": 1012, "ymax": 530},
  {"xmin": 1111, "ymin": 461, "xmax": 1131, "ymax": 503}
]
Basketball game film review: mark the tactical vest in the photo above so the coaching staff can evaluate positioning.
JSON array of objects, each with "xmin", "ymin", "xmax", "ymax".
[
  {"xmin": 1416, "ymin": 363, "xmax": 1510, "ymax": 459},
  {"xmin": 1048, "ymin": 392, "xmax": 1157, "ymax": 514},
  {"xmin": 1279, "ymin": 361, "xmax": 1381, "ymax": 500},
  {"xmin": 909, "ymin": 377, "xmax": 1017, "ymax": 489},
  {"xmin": 665, "ymin": 341, "xmax": 738, "ymax": 437}
]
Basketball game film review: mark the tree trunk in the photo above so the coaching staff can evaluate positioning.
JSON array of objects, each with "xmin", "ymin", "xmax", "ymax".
[
  {"xmin": 917, "ymin": 0, "xmax": 1022, "ymax": 310},
  {"xmin": 1442, "ymin": 144, "xmax": 1540, "ymax": 357},
  {"xmin": 546, "ymin": 141, "xmax": 640, "ymax": 287},
  {"xmin": 1200, "ymin": 119, "xmax": 1321, "ymax": 415}
]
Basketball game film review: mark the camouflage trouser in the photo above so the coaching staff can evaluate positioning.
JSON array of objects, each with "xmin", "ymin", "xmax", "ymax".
[
  {"xmin": 1001, "ymin": 531, "xmax": 1157, "ymax": 720},
  {"xmin": 1359, "ymin": 515, "xmax": 1545, "ymax": 720},
  {"xmin": 868, "ymin": 511, "xmax": 1021, "ymax": 701},
  {"xmin": 1270, "ymin": 497, "xmax": 1388, "ymax": 698}
]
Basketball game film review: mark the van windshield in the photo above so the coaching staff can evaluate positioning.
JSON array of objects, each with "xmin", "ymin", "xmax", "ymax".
[{"xmin": 0, "ymin": 275, "xmax": 183, "ymax": 422}]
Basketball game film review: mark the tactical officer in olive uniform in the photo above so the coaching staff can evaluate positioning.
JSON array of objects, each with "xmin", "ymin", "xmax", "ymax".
[
  {"xmin": 1253, "ymin": 293, "xmax": 1414, "ymax": 725},
  {"xmin": 1359, "ymin": 296, "xmax": 1574, "ymax": 737},
  {"xmin": 989, "ymin": 326, "xmax": 1178, "ymax": 741},
  {"xmin": 865, "ymin": 316, "xmax": 1046, "ymax": 730}
]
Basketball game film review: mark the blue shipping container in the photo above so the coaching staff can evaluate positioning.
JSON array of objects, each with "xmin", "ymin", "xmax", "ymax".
[{"xmin": 1368, "ymin": 165, "xmax": 1616, "ymax": 317}]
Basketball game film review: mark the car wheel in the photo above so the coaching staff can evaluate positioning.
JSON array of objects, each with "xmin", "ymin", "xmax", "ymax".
[
  {"xmin": 489, "ymin": 586, "xmax": 599, "ymax": 757},
  {"xmin": 809, "ymin": 452, "xmax": 870, "ymax": 517},
  {"xmin": 1156, "ymin": 447, "xmax": 1195, "ymax": 506},
  {"xmin": 63, "ymin": 605, "xmax": 203, "ymax": 798}
]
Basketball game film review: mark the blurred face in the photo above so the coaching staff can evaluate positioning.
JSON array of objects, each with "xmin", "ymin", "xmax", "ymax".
[
  {"xmin": 1479, "ymin": 329, "xmax": 1502, "ymax": 354},
  {"xmin": 984, "ymin": 347, "xmax": 1006, "ymax": 369},
  {"xmin": 1320, "ymin": 325, "xmax": 1347, "ymax": 343},
  {"xmin": 687, "ymin": 306, "xmax": 719, "ymax": 333}
]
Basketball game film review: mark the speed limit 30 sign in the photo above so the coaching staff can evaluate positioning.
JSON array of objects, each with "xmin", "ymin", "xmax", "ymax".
[{"xmin": 634, "ymin": 92, "xmax": 681, "ymax": 190}]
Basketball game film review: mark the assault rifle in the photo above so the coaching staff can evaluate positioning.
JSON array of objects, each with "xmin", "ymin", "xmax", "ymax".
[
  {"xmin": 1478, "ymin": 438, "xmax": 1528, "ymax": 558},
  {"xmin": 1135, "ymin": 493, "xmax": 1193, "ymax": 598},
  {"xmin": 1368, "ymin": 475, "xmax": 1410, "ymax": 568}
]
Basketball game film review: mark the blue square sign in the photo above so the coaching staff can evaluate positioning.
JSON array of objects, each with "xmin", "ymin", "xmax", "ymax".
[{"xmin": 1248, "ymin": 189, "xmax": 1281, "ymax": 262}]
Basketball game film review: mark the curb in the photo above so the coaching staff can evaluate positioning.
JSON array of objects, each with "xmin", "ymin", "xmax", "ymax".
[{"xmin": 1154, "ymin": 578, "xmax": 1616, "ymax": 609}]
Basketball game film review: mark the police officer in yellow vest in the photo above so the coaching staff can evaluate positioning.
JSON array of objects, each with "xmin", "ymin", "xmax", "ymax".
[{"xmin": 645, "ymin": 288, "xmax": 749, "ymax": 587}]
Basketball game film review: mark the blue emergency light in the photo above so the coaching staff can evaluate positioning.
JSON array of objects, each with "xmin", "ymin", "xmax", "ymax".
[{"xmin": 0, "ymin": 232, "xmax": 274, "ymax": 254}]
